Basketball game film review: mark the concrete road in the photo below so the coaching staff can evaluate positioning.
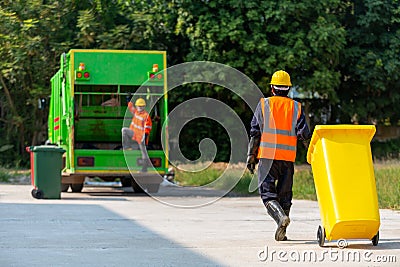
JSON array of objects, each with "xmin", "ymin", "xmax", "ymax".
[{"xmin": 0, "ymin": 184, "xmax": 399, "ymax": 267}]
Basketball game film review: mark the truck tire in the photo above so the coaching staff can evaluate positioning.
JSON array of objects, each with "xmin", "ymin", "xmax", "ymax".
[
  {"xmin": 61, "ymin": 183, "xmax": 70, "ymax": 192},
  {"xmin": 71, "ymin": 183, "xmax": 84, "ymax": 193},
  {"xmin": 131, "ymin": 179, "xmax": 144, "ymax": 193},
  {"xmin": 120, "ymin": 177, "xmax": 132, "ymax": 187}
]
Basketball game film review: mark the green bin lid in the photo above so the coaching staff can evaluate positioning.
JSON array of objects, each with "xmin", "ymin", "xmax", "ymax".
[{"xmin": 32, "ymin": 145, "xmax": 66, "ymax": 153}]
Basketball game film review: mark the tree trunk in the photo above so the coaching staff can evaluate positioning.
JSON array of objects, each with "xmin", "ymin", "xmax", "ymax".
[{"xmin": 0, "ymin": 74, "xmax": 17, "ymax": 116}]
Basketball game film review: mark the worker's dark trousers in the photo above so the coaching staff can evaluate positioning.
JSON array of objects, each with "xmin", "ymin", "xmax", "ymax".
[{"xmin": 258, "ymin": 158, "xmax": 294, "ymax": 211}]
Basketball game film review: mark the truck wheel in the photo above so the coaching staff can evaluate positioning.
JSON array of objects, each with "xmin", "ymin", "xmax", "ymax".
[
  {"xmin": 131, "ymin": 179, "xmax": 144, "ymax": 193},
  {"xmin": 71, "ymin": 183, "xmax": 84, "ymax": 193},
  {"xmin": 120, "ymin": 177, "xmax": 132, "ymax": 187},
  {"xmin": 61, "ymin": 183, "xmax": 70, "ymax": 192},
  {"xmin": 146, "ymin": 184, "xmax": 160, "ymax": 193}
]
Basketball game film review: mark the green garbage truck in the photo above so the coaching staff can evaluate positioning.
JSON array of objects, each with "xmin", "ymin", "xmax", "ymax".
[{"xmin": 47, "ymin": 49, "xmax": 169, "ymax": 193}]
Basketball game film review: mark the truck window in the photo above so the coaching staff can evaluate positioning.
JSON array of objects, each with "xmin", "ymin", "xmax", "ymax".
[{"xmin": 74, "ymin": 85, "xmax": 164, "ymax": 151}]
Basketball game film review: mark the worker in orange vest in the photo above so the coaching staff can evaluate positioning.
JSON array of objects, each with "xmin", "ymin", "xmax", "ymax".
[
  {"xmin": 247, "ymin": 70, "xmax": 311, "ymax": 241},
  {"xmin": 122, "ymin": 97, "xmax": 152, "ymax": 172}
]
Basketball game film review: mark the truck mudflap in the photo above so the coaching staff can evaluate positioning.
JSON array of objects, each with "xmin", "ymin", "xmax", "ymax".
[{"xmin": 131, "ymin": 173, "xmax": 164, "ymax": 193}]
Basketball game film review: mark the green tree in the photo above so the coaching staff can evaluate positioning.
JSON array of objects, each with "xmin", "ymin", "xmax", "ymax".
[
  {"xmin": 170, "ymin": 0, "xmax": 347, "ymax": 160},
  {"xmin": 0, "ymin": 0, "xmax": 131, "ymax": 165},
  {"xmin": 0, "ymin": 2, "xmax": 50, "ymax": 164},
  {"xmin": 0, "ymin": 0, "xmax": 180, "ymax": 165},
  {"xmin": 338, "ymin": 0, "xmax": 400, "ymax": 124},
  {"xmin": 1, "ymin": 0, "xmax": 400, "ymax": 166},
  {"xmin": 175, "ymin": 0, "xmax": 346, "ymax": 100}
]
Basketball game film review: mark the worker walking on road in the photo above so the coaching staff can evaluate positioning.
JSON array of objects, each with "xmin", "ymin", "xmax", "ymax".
[
  {"xmin": 122, "ymin": 97, "xmax": 152, "ymax": 172},
  {"xmin": 247, "ymin": 70, "xmax": 311, "ymax": 241}
]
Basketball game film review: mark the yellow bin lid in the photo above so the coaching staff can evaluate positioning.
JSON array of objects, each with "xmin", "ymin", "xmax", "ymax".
[{"xmin": 306, "ymin": 124, "xmax": 376, "ymax": 164}]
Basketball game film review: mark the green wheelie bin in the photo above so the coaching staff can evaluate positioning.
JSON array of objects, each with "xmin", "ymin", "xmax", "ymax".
[{"xmin": 27, "ymin": 145, "xmax": 65, "ymax": 199}]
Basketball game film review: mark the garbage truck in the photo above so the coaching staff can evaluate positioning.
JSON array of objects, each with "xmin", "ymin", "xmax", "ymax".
[{"xmin": 47, "ymin": 49, "xmax": 169, "ymax": 193}]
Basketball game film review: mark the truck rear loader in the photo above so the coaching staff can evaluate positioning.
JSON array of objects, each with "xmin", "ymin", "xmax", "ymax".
[{"xmin": 47, "ymin": 49, "xmax": 169, "ymax": 193}]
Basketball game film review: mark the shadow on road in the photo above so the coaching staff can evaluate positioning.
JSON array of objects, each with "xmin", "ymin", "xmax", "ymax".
[{"xmin": 0, "ymin": 203, "xmax": 224, "ymax": 266}]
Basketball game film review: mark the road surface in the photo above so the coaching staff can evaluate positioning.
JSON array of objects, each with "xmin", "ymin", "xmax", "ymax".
[{"xmin": 0, "ymin": 184, "xmax": 399, "ymax": 266}]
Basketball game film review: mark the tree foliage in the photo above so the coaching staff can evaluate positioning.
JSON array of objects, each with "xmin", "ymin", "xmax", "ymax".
[
  {"xmin": 338, "ymin": 0, "xmax": 400, "ymax": 124},
  {"xmin": 0, "ymin": 0, "xmax": 399, "ymax": 165},
  {"xmin": 175, "ymin": 0, "xmax": 347, "ymax": 100}
]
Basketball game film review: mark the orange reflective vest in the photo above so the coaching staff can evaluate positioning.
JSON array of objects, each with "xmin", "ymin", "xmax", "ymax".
[
  {"xmin": 128, "ymin": 102, "xmax": 152, "ymax": 144},
  {"xmin": 257, "ymin": 96, "xmax": 301, "ymax": 162}
]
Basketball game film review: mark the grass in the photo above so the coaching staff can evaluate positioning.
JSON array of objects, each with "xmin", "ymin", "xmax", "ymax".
[
  {"xmin": 3, "ymin": 160, "xmax": 399, "ymax": 210},
  {"xmin": 0, "ymin": 167, "xmax": 30, "ymax": 184},
  {"xmin": 0, "ymin": 167, "xmax": 15, "ymax": 183},
  {"xmin": 292, "ymin": 168, "xmax": 317, "ymax": 201},
  {"xmin": 290, "ymin": 163, "xmax": 400, "ymax": 210},
  {"xmin": 375, "ymin": 166, "xmax": 400, "ymax": 209},
  {"xmin": 174, "ymin": 161, "xmax": 400, "ymax": 210},
  {"xmin": 174, "ymin": 162, "xmax": 224, "ymax": 186}
]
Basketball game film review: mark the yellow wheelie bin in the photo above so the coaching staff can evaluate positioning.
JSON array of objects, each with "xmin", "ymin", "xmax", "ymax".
[{"xmin": 306, "ymin": 125, "xmax": 380, "ymax": 247}]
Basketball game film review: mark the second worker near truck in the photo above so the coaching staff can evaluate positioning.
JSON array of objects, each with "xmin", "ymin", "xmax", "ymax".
[
  {"xmin": 122, "ymin": 97, "xmax": 152, "ymax": 172},
  {"xmin": 247, "ymin": 70, "xmax": 312, "ymax": 241}
]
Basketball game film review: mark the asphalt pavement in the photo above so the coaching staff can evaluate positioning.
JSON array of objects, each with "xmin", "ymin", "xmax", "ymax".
[{"xmin": 0, "ymin": 184, "xmax": 399, "ymax": 267}]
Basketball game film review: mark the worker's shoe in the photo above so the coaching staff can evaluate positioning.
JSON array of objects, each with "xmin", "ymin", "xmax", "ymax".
[
  {"xmin": 265, "ymin": 200, "xmax": 290, "ymax": 241},
  {"xmin": 282, "ymin": 208, "xmax": 291, "ymax": 241}
]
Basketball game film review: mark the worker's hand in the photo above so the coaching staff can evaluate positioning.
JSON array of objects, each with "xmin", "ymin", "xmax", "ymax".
[
  {"xmin": 246, "ymin": 136, "xmax": 260, "ymax": 174},
  {"xmin": 246, "ymin": 155, "xmax": 258, "ymax": 174}
]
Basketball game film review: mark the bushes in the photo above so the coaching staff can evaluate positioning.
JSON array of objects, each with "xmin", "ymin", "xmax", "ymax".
[{"xmin": 371, "ymin": 138, "xmax": 400, "ymax": 160}]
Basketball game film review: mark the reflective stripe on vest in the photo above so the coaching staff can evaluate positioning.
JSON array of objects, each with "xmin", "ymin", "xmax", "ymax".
[
  {"xmin": 129, "ymin": 111, "xmax": 151, "ymax": 144},
  {"xmin": 257, "ymin": 97, "xmax": 300, "ymax": 162}
]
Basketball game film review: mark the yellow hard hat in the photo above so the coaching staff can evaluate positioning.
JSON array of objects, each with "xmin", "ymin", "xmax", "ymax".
[
  {"xmin": 135, "ymin": 98, "xmax": 146, "ymax": 106},
  {"xmin": 270, "ymin": 70, "xmax": 292, "ymax": 86}
]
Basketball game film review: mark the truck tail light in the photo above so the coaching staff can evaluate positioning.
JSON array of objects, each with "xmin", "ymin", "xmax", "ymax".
[
  {"xmin": 79, "ymin": 63, "xmax": 85, "ymax": 70},
  {"xmin": 147, "ymin": 64, "xmax": 162, "ymax": 81},
  {"xmin": 76, "ymin": 62, "xmax": 90, "ymax": 80},
  {"xmin": 150, "ymin": 157, "xmax": 162, "ymax": 167},
  {"xmin": 77, "ymin": 156, "xmax": 94, "ymax": 166},
  {"xmin": 152, "ymin": 64, "xmax": 159, "ymax": 72}
]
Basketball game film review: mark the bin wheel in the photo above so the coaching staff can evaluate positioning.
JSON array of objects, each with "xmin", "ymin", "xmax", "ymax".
[
  {"xmin": 372, "ymin": 231, "xmax": 379, "ymax": 246},
  {"xmin": 31, "ymin": 189, "xmax": 44, "ymax": 199},
  {"xmin": 317, "ymin": 225, "xmax": 325, "ymax": 247},
  {"xmin": 61, "ymin": 184, "xmax": 70, "ymax": 192},
  {"xmin": 71, "ymin": 183, "xmax": 84, "ymax": 193}
]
